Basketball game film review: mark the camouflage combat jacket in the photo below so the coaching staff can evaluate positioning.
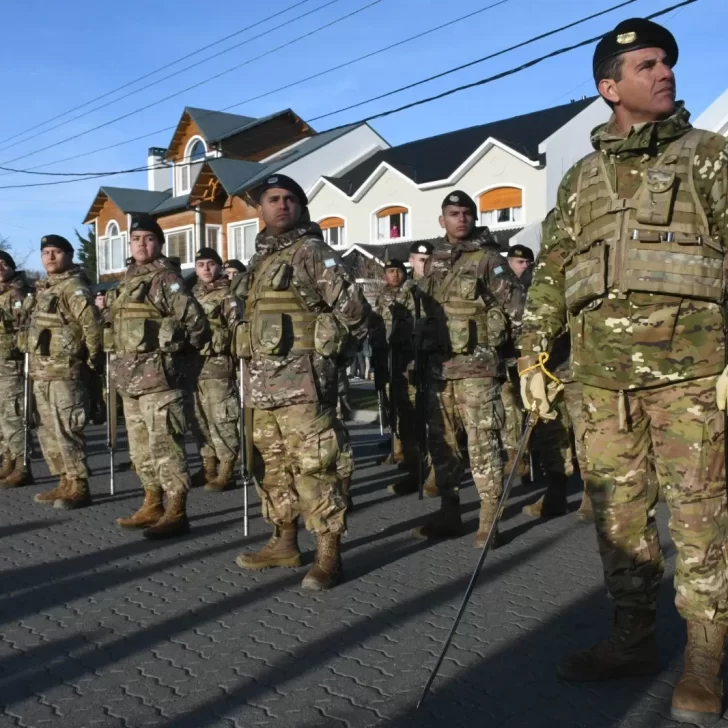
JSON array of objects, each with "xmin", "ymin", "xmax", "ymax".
[
  {"xmin": 370, "ymin": 280, "xmax": 418, "ymax": 373},
  {"xmin": 420, "ymin": 229, "xmax": 523, "ymax": 380},
  {"xmin": 238, "ymin": 223, "xmax": 370, "ymax": 410},
  {"xmin": 107, "ymin": 256, "xmax": 209, "ymax": 397},
  {"xmin": 519, "ymin": 105, "xmax": 728, "ymax": 391},
  {"xmin": 192, "ymin": 275, "xmax": 243, "ymax": 381},
  {"xmin": 0, "ymin": 273, "xmax": 31, "ymax": 363},
  {"xmin": 25, "ymin": 266, "xmax": 101, "ymax": 382}
]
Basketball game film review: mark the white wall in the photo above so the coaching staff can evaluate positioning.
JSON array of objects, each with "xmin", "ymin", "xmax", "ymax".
[
  {"xmin": 280, "ymin": 125, "xmax": 388, "ymax": 194},
  {"xmin": 539, "ymin": 98, "xmax": 611, "ymax": 211},
  {"xmin": 308, "ymin": 143, "xmax": 545, "ymax": 246},
  {"xmin": 694, "ymin": 89, "xmax": 728, "ymax": 136}
]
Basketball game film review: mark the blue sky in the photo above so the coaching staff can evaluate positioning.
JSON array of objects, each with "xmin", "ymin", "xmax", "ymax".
[{"xmin": 0, "ymin": 0, "xmax": 724, "ymax": 271}]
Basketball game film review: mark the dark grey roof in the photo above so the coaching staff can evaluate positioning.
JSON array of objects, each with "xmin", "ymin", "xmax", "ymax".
[
  {"xmin": 206, "ymin": 158, "xmax": 265, "ymax": 195},
  {"xmin": 151, "ymin": 194, "xmax": 189, "ymax": 215},
  {"xmin": 101, "ymin": 187, "xmax": 170, "ymax": 214},
  {"xmin": 184, "ymin": 107, "xmax": 258, "ymax": 143},
  {"xmin": 214, "ymin": 109, "xmax": 293, "ymax": 143},
  {"xmin": 328, "ymin": 98, "xmax": 598, "ymax": 196}
]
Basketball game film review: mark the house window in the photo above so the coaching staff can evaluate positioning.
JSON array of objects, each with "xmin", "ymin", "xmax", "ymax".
[
  {"xmin": 229, "ymin": 221, "xmax": 258, "ymax": 262},
  {"xmin": 177, "ymin": 138, "xmax": 207, "ymax": 195},
  {"xmin": 479, "ymin": 187, "xmax": 523, "ymax": 227},
  {"xmin": 206, "ymin": 225, "xmax": 222, "ymax": 255},
  {"xmin": 99, "ymin": 221, "xmax": 127, "ymax": 273},
  {"xmin": 375, "ymin": 206, "xmax": 409, "ymax": 240},
  {"xmin": 319, "ymin": 217, "xmax": 345, "ymax": 248},
  {"xmin": 165, "ymin": 227, "xmax": 194, "ymax": 266}
]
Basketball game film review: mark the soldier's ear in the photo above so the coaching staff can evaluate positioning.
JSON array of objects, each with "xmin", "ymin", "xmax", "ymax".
[{"xmin": 438, "ymin": 215, "xmax": 445, "ymax": 230}]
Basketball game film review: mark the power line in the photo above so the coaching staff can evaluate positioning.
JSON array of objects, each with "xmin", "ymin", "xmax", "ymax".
[
  {"xmin": 0, "ymin": 0, "xmax": 320, "ymax": 149},
  {"xmin": 0, "ymin": 0, "xmax": 383, "ymax": 169},
  {"xmin": 0, "ymin": 0, "xmax": 699, "ymax": 191}
]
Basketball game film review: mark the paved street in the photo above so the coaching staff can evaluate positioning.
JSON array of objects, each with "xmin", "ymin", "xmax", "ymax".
[{"xmin": 0, "ymin": 420, "xmax": 724, "ymax": 728}]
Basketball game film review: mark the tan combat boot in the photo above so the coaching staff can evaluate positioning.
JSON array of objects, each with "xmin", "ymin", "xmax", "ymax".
[
  {"xmin": 116, "ymin": 490, "xmax": 164, "ymax": 528},
  {"xmin": 301, "ymin": 533, "xmax": 343, "ymax": 591},
  {"xmin": 576, "ymin": 491, "xmax": 594, "ymax": 523},
  {"xmin": 191, "ymin": 456, "xmax": 218, "ymax": 488},
  {"xmin": 142, "ymin": 492, "xmax": 190, "ymax": 539},
  {"xmin": 0, "ymin": 458, "xmax": 32, "ymax": 489},
  {"xmin": 423, "ymin": 469, "xmax": 439, "ymax": 498},
  {"xmin": 671, "ymin": 622, "xmax": 726, "ymax": 726},
  {"xmin": 0, "ymin": 452, "xmax": 15, "ymax": 480},
  {"xmin": 54, "ymin": 478, "xmax": 92, "ymax": 510},
  {"xmin": 236, "ymin": 521, "xmax": 302, "ymax": 570},
  {"xmin": 558, "ymin": 608, "xmax": 660, "ymax": 681},
  {"xmin": 411, "ymin": 496, "xmax": 464, "ymax": 540},
  {"xmin": 205, "ymin": 459, "xmax": 235, "ymax": 492},
  {"xmin": 34, "ymin": 475, "xmax": 70, "ymax": 504},
  {"xmin": 504, "ymin": 448, "xmax": 531, "ymax": 480},
  {"xmin": 474, "ymin": 500, "xmax": 500, "ymax": 549},
  {"xmin": 522, "ymin": 473, "xmax": 568, "ymax": 519},
  {"xmin": 387, "ymin": 470, "xmax": 418, "ymax": 497}
]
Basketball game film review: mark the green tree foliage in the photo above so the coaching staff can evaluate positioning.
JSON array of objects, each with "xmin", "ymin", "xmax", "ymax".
[{"xmin": 75, "ymin": 227, "xmax": 97, "ymax": 284}]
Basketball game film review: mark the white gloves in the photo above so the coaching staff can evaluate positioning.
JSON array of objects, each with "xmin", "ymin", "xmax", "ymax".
[
  {"xmin": 518, "ymin": 356, "xmax": 563, "ymax": 421},
  {"xmin": 716, "ymin": 365, "xmax": 728, "ymax": 411}
]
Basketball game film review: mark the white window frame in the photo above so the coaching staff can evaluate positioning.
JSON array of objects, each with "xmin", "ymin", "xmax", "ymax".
[
  {"xmin": 164, "ymin": 224, "xmax": 195, "ymax": 269},
  {"xmin": 475, "ymin": 184, "xmax": 525, "ymax": 230},
  {"xmin": 98, "ymin": 220, "xmax": 128, "ymax": 274},
  {"xmin": 175, "ymin": 136, "xmax": 207, "ymax": 196},
  {"xmin": 227, "ymin": 219, "xmax": 259, "ymax": 264},
  {"xmin": 318, "ymin": 215, "xmax": 347, "ymax": 250},
  {"xmin": 372, "ymin": 204, "xmax": 411, "ymax": 243},
  {"xmin": 206, "ymin": 224, "xmax": 223, "ymax": 257}
]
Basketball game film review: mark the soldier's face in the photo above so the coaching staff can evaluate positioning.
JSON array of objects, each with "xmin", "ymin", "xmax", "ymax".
[
  {"xmin": 130, "ymin": 231, "xmax": 161, "ymax": 265},
  {"xmin": 196, "ymin": 259, "xmax": 221, "ymax": 283},
  {"xmin": 94, "ymin": 294, "xmax": 105, "ymax": 310},
  {"xmin": 508, "ymin": 258, "xmax": 531, "ymax": 279},
  {"xmin": 0, "ymin": 260, "xmax": 14, "ymax": 283},
  {"xmin": 599, "ymin": 47, "xmax": 676, "ymax": 121},
  {"xmin": 384, "ymin": 268, "xmax": 404, "ymax": 287},
  {"xmin": 439, "ymin": 206, "xmax": 475, "ymax": 241},
  {"xmin": 225, "ymin": 267, "xmax": 237, "ymax": 281},
  {"xmin": 409, "ymin": 253, "xmax": 430, "ymax": 279},
  {"xmin": 258, "ymin": 189, "xmax": 302, "ymax": 235},
  {"xmin": 41, "ymin": 247, "xmax": 72, "ymax": 274}
]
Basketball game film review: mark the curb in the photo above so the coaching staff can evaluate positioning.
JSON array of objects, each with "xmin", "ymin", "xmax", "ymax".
[{"xmin": 350, "ymin": 409, "xmax": 379, "ymax": 424}]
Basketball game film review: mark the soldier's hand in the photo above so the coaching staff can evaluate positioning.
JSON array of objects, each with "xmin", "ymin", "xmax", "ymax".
[
  {"xmin": 716, "ymin": 365, "xmax": 728, "ymax": 411},
  {"xmin": 518, "ymin": 355, "xmax": 562, "ymax": 421}
]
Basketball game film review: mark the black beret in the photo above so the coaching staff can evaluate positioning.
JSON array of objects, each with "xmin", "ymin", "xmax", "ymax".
[
  {"xmin": 409, "ymin": 241, "xmax": 434, "ymax": 255},
  {"xmin": 223, "ymin": 259, "xmax": 246, "ymax": 273},
  {"xmin": 129, "ymin": 214, "xmax": 165, "ymax": 245},
  {"xmin": 593, "ymin": 18, "xmax": 678, "ymax": 80},
  {"xmin": 507, "ymin": 245, "xmax": 534, "ymax": 262},
  {"xmin": 40, "ymin": 234, "xmax": 73, "ymax": 254},
  {"xmin": 250, "ymin": 174, "xmax": 308, "ymax": 206},
  {"xmin": 195, "ymin": 247, "xmax": 223, "ymax": 266},
  {"xmin": 0, "ymin": 250, "xmax": 16, "ymax": 269},
  {"xmin": 441, "ymin": 190, "xmax": 477, "ymax": 216},
  {"xmin": 383, "ymin": 259, "xmax": 407, "ymax": 274}
]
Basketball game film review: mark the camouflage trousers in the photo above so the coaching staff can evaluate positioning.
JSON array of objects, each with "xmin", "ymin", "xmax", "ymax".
[
  {"xmin": 429, "ymin": 377, "xmax": 504, "ymax": 504},
  {"xmin": 122, "ymin": 389, "xmax": 190, "ymax": 496},
  {"xmin": 389, "ymin": 370, "xmax": 420, "ymax": 473},
  {"xmin": 583, "ymin": 376, "xmax": 728, "ymax": 623},
  {"xmin": 500, "ymin": 375, "xmax": 524, "ymax": 460},
  {"xmin": 0, "ymin": 360, "xmax": 25, "ymax": 461},
  {"xmin": 253, "ymin": 402, "xmax": 347, "ymax": 535},
  {"xmin": 33, "ymin": 378, "xmax": 88, "ymax": 479},
  {"xmin": 192, "ymin": 377, "xmax": 240, "ymax": 463}
]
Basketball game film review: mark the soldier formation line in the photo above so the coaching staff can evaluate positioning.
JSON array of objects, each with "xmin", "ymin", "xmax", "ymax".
[{"xmin": 2, "ymin": 16, "xmax": 728, "ymax": 727}]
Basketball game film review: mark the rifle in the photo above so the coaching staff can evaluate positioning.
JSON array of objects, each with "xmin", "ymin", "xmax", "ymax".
[
  {"xmin": 22, "ymin": 352, "xmax": 31, "ymax": 471},
  {"xmin": 239, "ymin": 358, "xmax": 255, "ymax": 536},
  {"xmin": 417, "ymin": 408, "xmax": 540, "ymax": 708},
  {"xmin": 387, "ymin": 344, "xmax": 398, "ymax": 461},
  {"xmin": 412, "ymin": 288, "xmax": 428, "ymax": 500},
  {"xmin": 106, "ymin": 352, "xmax": 117, "ymax": 496},
  {"xmin": 373, "ymin": 351, "xmax": 388, "ymax": 437}
]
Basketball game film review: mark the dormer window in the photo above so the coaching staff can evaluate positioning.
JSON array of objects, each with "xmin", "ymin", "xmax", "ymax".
[{"xmin": 176, "ymin": 137, "xmax": 207, "ymax": 195}]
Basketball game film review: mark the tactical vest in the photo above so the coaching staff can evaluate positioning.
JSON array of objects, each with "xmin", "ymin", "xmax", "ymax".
[
  {"xmin": 28, "ymin": 279, "xmax": 84, "ymax": 359},
  {"xmin": 198, "ymin": 287, "xmax": 230, "ymax": 357},
  {"xmin": 0, "ymin": 287, "xmax": 21, "ymax": 358},
  {"xmin": 432, "ymin": 249, "xmax": 507, "ymax": 354},
  {"xmin": 563, "ymin": 130, "xmax": 722, "ymax": 313},
  {"xmin": 109, "ymin": 268, "xmax": 184, "ymax": 356},
  {"xmin": 247, "ymin": 239, "xmax": 318, "ymax": 357}
]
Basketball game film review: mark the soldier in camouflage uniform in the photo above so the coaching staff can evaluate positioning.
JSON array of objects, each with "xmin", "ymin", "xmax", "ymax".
[
  {"xmin": 107, "ymin": 214, "xmax": 209, "ymax": 539},
  {"xmin": 413, "ymin": 191, "xmax": 523, "ymax": 546},
  {"xmin": 234, "ymin": 174, "xmax": 370, "ymax": 591},
  {"xmin": 189, "ymin": 247, "xmax": 242, "ymax": 492},
  {"xmin": 518, "ymin": 19, "xmax": 728, "ymax": 723},
  {"xmin": 28, "ymin": 235, "xmax": 102, "ymax": 509},
  {"xmin": 0, "ymin": 252, "xmax": 33, "ymax": 489}
]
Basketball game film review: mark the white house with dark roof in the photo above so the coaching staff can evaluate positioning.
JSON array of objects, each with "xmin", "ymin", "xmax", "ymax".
[{"xmin": 307, "ymin": 97, "xmax": 611, "ymax": 256}]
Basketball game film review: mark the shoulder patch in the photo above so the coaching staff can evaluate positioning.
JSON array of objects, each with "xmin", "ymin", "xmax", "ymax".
[
  {"xmin": 324, "ymin": 258, "xmax": 337, "ymax": 268},
  {"xmin": 494, "ymin": 266, "xmax": 504, "ymax": 276},
  {"xmin": 13, "ymin": 301, "xmax": 21, "ymax": 308},
  {"xmin": 169, "ymin": 283, "xmax": 180, "ymax": 293},
  {"xmin": 74, "ymin": 289, "xmax": 86, "ymax": 297}
]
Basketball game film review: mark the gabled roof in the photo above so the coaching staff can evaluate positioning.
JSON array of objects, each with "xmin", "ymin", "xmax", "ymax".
[
  {"xmin": 206, "ymin": 158, "xmax": 265, "ymax": 195},
  {"xmin": 184, "ymin": 107, "xmax": 258, "ymax": 143},
  {"xmin": 319, "ymin": 98, "xmax": 597, "ymax": 198},
  {"xmin": 151, "ymin": 194, "xmax": 189, "ymax": 215},
  {"xmin": 83, "ymin": 186, "xmax": 171, "ymax": 224}
]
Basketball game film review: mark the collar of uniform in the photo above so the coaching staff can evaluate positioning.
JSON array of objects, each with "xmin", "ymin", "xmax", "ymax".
[
  {"xmin": 125, "ymin": 256, "xmax": 173, "ymax": 278},
  {"xmin": 0, "ymin": 272, "xmax": 22, "ymax": 294},
  {"xmin": 195, "ymin": 275, "xmax": 229, "ymax": 294},
  {"xmin": 45, "ymin": 265, "xmax": 82, "ymax": 286},
  {"xmin": 590, "ymin": 101, "xmax": 692, "ymax": 156},
  {"xmin": 255, "ymin": 222, "xmax": 321, "ymax": 258}
]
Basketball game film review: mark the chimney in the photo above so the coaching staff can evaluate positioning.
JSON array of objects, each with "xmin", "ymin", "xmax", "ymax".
[{"xmin": 147, "ymin": 147, "xmax": 171, "ymax": 192}]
